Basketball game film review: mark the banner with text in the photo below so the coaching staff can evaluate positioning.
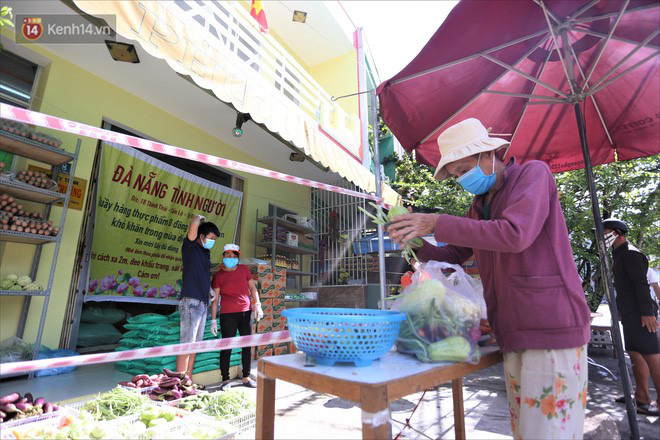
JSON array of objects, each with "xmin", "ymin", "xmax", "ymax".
[{"xmin": 87, "ymin": 143, "xmax": 242, "ymax": 303}]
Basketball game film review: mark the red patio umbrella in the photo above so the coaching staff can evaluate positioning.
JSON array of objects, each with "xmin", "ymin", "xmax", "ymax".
[{"xmin": 378, "ymin": 1, "xmax": 659, "ymax": 437}]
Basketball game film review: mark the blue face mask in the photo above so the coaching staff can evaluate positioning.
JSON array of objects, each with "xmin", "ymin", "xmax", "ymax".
[
  {"xmin": 223, "ymin": 257, "xmax": 238, "ymax": 269},
  {"xmin": 202, "ymin": 238, "xmax": 215, "ymax": 250},
  {"xmin": 456, "ymin": 153, "xmax": 496, "ymax": 195}
]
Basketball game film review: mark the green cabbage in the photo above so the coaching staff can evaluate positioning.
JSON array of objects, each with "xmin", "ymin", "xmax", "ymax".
[
  {"xmin": 8, "ymin": 284, "xmax": 22, "ymax": 291},
  {"xmin": 398, "ymin": 279, "xmax": 446, "ymax": 314},
  {"xmin": 17, "ymin": 275, "xmax": 32, "ymax": 287},
  {"xmin": 24, "ymin": 283, "xmax": 42, "ymax": 291},
  {"xmin": 4, "ymin": 274, "xmax": 18, "ymax": 282},
  {"xmin": 0, "ymin": 279, "xmax": 15, "ymax": 290}
]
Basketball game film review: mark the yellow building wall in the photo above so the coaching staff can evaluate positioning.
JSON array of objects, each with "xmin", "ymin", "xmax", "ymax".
[
  {"xmin": 0, "ymin": 43, "xmax": 311, "ymax": 348},
  {"xmin": 308, "ymin": 51, "xmax": 359, "ymax": 119}
]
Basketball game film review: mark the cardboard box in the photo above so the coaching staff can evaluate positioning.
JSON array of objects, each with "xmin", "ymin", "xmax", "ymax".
[
  {"xmin": 261, "ymin": 303, "xmax": 274, "ymax": 316},
  {"xmin": 271, "ymin": 320, "xmax": 287, "ymax": 331},
  {"xmin": 273, "ymin": 345, "xmax": 288, "ymax": 356},
  {"xmin": 256, "ymin": 322, "xmax": 272, "ymax": 333},
  {"xmin": 271, "ymin": 313, "xmax": 285, "ymax": 323}
]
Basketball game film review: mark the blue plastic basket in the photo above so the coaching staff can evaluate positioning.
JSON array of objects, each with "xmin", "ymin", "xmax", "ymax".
[{"xmin": 282, "ymin": 308, "xmax": 406, "ymax": 367}]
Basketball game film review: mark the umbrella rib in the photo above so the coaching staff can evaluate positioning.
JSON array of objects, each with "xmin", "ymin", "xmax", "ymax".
[
  {"xmin": 390, "ymin": 29, "xmax": 549, "ymax": 86},
  {"xmin": 508, "ymin": 47, "xmax": 555, "ymax": 151},
  {"xmin": 532, "ymin": 0, "xmax": 561, "ymax": 24},
  {"xmin": 580, "ymin": 0, "xmax": 630, "ymax": 93},
  {"xmin": 587, "ymin": 50, "xmax": 660, "ymax": 96},
  {"xmin": 586, "ymin": 29, "xmax": 660, "ymax": 93},
  {"xmin": 482, "ymin": 90, "xmax": 565, "ymax": 103},
  {"xmin": 570, "ymin": 3, "xmax": 659, "ymax": 26},
  {"xmin": 539, "ymin": 0, "xmax": 576, "ymax": 95},
  {"xmin": 569, "ymin": 45, "xmax": 614, "ymax": 146},
  {"xmin": 417, "ymin": 36, "xmax": 550, "ymax": 146},
  {"xmin": 574, "ymin": 28, "xmax": 660, "ymax": 51},
  {"xmin": 481, "ymin": 53, "xmax": 568, "ymax": 98},
  {"xmin": 568, "ymin": 0, "xmax": 601, "ymax": 21}
]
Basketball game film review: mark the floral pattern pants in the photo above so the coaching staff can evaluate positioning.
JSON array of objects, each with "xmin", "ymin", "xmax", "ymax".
[{"xmin": 504, "ymin": 345, "xmax": 588, "ymax": 440}]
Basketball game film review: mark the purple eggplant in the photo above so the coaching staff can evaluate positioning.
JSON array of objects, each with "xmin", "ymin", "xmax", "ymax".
[
  {"xmin": 0, "ymin": 393, "xmax": 19, "ymax": 405},
  {"xmin": 24, "ymin": 393, "xmax": 33, "ymax": 404},
  {"xmin": 14, "ymin": 403, "xmax": 32, "ymax": 412},
  {"xmin": 169, "ymin": 389, "xmax": 183, "ymax": 399},
  {"xmin": 34, "ymin": 397, "xmax": 45, "ymax": 407},
  {"xmin": 17, "ymin": 398, "xmax": 27, "ymax": 405},
  {"xmin": 52, "ymin": 405, "xmax": 59, "ymax": 412},
  {"xmin": 43, "ymin": 402, "xmax": 53, "ymax": 414},
  {"xmin": 163, "ymin": 368, "xmax": 186, "ymax": 379},
  {"xmin": 0, "ymin": 403, "xmax": 18, "ymax": 414},
  {"xmin": 0, "ymin": 410, "xmax": 6, "ymax": 419}
]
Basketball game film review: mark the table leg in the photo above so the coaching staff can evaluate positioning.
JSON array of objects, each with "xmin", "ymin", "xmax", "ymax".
[
  {"xmin": 256, "ymin": 363, "xmax": 276, "ymax": 440},
  {"xmin": 360, "ymin": 385, "xmax": 391, "ymax": 440},
  {"xmin": 452, "ymin": 378, "xmax": 466, "ymax": 440}
]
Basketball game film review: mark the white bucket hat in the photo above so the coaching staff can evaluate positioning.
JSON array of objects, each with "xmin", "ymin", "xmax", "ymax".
[
  {"xmin": 433, "ymin": 118, "xmax": 510, "ymax": 181},
  {"xmin": 223, "ymin": 243, "xmax": 240, "ymax": 254}
]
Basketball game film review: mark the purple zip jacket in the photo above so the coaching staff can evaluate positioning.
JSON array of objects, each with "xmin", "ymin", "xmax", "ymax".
[{"xmin": 417, "ymin": 159, "xmax": 591, "ymax": 352}]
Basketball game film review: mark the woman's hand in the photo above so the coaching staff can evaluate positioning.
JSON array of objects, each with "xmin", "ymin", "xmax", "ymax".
[
  {"xmin": 387, "ymin": 213, "xmax": 440, "ymax": 245},
  {"xmin": 210, "ymin": 319, "xmax": 218, "ymax": 336},
  {"xmin": 641, "ymin": 315, "xmax": 659, "ymax": 333}
]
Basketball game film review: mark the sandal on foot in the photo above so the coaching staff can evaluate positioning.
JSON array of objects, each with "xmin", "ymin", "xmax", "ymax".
[
  {"xmin": 636, "ymin": 402, "xmax": 659, "ymax": 416},
  {"xmin": 242, "ymin": 378, "xmax": 257, "ymax": 388}
]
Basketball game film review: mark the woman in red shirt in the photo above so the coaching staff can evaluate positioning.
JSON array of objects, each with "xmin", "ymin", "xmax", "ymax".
[{"xmin": 211, "ymin": 244, "xmax": 263, "ymax": 389}]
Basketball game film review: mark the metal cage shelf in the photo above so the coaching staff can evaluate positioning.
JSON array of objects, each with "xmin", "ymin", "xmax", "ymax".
[{"xmin": 0, "ymin": 128, "xmax": 80, "ymax": 379}]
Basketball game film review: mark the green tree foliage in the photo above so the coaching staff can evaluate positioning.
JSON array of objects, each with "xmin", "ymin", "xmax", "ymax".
[
  {"xmin": 393, "ymin": 152, "xmax": 659, "ymax": 311},
  {"xmin": 392, "ymin": 152, "xmax": 472, "ymax": 216}
]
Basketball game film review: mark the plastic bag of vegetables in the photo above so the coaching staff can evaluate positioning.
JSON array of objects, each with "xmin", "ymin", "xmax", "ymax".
[{"xmin": 391, "ymin": 261, "xmax": 486, "ymax": 364}]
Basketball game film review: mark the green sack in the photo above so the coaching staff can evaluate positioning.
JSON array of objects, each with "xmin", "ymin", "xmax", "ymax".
[
  {"xmin": 76, "ymin": 323, "xmax": 122, "ymax": 347},
  {"xmin": 81, "ymin": 306, "xmax": 127, "ymax": 324},
  {"xmin": 126, "ymin": 313, "xmax": 167, "ymax": 324}
]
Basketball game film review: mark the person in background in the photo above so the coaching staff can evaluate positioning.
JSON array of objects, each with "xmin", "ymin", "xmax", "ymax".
[
  {"xmin": 210, "ymin": 244, "xmax": 263, "ymax": 390},
  {"xmin": 176, "ymin": 214, "xmax": 220, "ymax": 379},
  {"xmin": 387, "ymin": 118, "xmax": 591, "ymax": 439},
  {"xmin": 604, "ymin": 218, "xmax": 659, "ymax": 416}
]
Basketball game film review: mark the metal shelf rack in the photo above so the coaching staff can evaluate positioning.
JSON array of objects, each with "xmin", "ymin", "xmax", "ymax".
[
  {"xmin": 0, "ymin": 128, "xmax": 80, "ymax": 378},
  {"xmin": 254, "ymin": 211, "xmax": 318, "ymax": 288}
]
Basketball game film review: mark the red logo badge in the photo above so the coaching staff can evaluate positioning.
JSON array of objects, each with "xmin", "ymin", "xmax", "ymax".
[{"xmin": 22, "ymin": 17, "xmax": 43, "ymax": 41}]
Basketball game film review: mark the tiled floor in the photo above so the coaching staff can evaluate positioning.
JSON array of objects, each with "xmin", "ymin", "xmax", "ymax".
[{"xmin": 0, "ymin": 363, "xmax": 132, "ymax": 403}]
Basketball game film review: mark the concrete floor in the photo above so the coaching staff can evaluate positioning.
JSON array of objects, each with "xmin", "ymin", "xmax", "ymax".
[{"xmin": 1, "ymin": 352, "xmax": 657, "ymax": 439}]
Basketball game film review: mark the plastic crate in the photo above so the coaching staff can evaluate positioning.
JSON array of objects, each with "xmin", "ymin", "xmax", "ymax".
[
  {"xmin": 142, "ymin": 414, "xmax": 237, "ymax": 439},
  {"xmin": 164, "ymin": 394, "xmax": 255, "ymax": 434},
  {"xmin": 0, "ymin": 408, "xmax": 69, "ymax": 437}
]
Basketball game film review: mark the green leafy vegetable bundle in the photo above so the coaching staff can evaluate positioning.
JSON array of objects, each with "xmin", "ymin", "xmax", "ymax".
[
  {"xmin": 391, "ymin": 261, "xmax": 484, "ymax": 364},
  {"xmin": 359, "ymin": 203, "xmax": 423, "ymax": 262}
]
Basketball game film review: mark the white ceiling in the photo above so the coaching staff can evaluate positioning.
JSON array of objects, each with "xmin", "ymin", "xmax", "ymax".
[
  {"xmin": 258, "ymin": 1, "xmax": 356, "ymax": 67},
  {"xmin": 3, "ymin": 0, "xmax": 347, "ymax": 185}
]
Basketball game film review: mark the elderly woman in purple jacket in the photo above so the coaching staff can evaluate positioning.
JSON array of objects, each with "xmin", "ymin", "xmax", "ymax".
[{"xmin": 388, "ymin": 118, "xmax": 591, "ymax": 439}]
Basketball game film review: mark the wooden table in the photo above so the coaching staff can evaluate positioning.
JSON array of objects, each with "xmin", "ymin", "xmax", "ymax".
[{"xmin": 256, "ymin": 347, "xmax": 503, "ymax": 439}]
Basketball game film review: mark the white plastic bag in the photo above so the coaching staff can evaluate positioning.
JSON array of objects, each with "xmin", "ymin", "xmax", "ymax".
[{"xmin": 391, "ymin": 261, "xmax": 485, "ymax": 364}]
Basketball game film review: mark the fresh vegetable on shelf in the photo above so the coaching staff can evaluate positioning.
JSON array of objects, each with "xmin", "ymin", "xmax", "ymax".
[
  {"xmin": 0, "ymin": 391, "xmax": 60, "ymax": 423},
  {"xmin": 202, "ymin": 389, "xmax": 255, "ymax": 420},
  {"xmin": 13, "ymin": 170, "xmax": 57, "ymax": 190},
  {"xmin": 1, "ymin": 274, "xmax": 42, "ymax": 291},
  {"xmin": 358, "ymin": 203, "xmax": 424, "ymax": 262},
  {"xmin": 142, "ymin": 368, "xmax": 202, "ymax": 402},
  {"xmin": 83, "ymin": 386, "xmax": 148, "ymax": 421}
]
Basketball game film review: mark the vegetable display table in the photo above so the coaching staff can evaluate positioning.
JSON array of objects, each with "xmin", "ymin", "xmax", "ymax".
[{"xmin": 256, "ymin": 346, "xmax": 502, "ymax": 439}]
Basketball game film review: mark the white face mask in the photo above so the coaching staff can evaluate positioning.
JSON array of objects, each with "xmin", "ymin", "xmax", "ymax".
[{"xmin": 604, "ymin": 231, "xmax": 617, "ymax": 249}]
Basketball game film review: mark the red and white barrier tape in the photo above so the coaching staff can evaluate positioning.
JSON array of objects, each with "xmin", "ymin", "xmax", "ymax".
[
  {"xmin": 0, "ymin": 331, "xmax": 291, "ymax": 376},
  {"xmin": 0, "ymin": 104, "xmax": 384, "ymax": 204}
]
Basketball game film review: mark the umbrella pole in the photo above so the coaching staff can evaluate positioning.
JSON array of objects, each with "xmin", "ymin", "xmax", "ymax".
[
  {"xmin": 371, "ymin": 90, "xmax": 388, "ymax": 310},
  {"xmin": 573, "ymin": 103, "xmax": 640, "ymax": 440}
]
